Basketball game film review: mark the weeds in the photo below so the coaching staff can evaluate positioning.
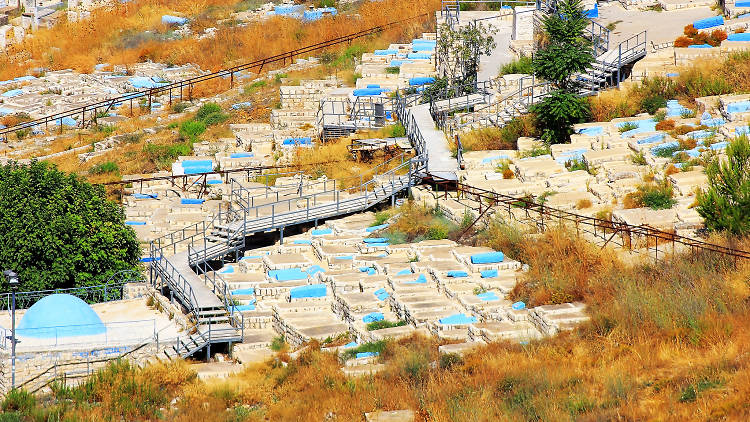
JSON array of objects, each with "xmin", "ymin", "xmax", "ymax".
[{"xmin": 366, "ymin": 320, "xmax": 407, "ymax": 331}]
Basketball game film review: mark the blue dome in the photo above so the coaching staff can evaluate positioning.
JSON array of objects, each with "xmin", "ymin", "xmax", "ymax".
[{"xmin": 17, "ymin": 294, "xmax": 106, "ymax": 338}]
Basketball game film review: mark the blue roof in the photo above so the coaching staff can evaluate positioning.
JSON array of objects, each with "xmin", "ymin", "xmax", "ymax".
[{"xmin": 17, "ymin": 294, "xmax": 105, "ymax": 338}]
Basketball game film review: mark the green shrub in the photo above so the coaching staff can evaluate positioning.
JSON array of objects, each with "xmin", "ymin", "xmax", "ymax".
[
  {"xmin": 366, "ymin": 320, "xmax": 407, "ymax": 331},
  {"xmin": 640, "ymin": 95, "xmax": 666, "ymax": 115},
  {"xmin": 171, "ymin": 102, "xmax": 190, "ymax": 113},
  {"xmin": 565, "ymin": 158, "xmax": 587, "ymax": 172},
  {"xmin": 340, "ymin": 341, "xmax": 387, "ymax": 361},
  {"xmin": 371, "ymin": 211, "xmax": 392, "ymax": 226},
  {"xmin": 653, "ymin": 144, "xmax": 681, "ymax": 158},
  {"xmin": 635, "ymin": 182, "xmax": 676, "ymax": 210},
  {"xmin": 270, "ymin": 336, "xmax": 286, "ymax": 352},
  {"xmin": 618, "ymin": 122, "xmax": 639, "ymax": 133},
  {"xmin": 697, "ymin": 136, "xmax": 750, "ymax": 235},
  {"xmin": 2, "ymin": 389, "xmax": 35, "ymax": 413},
  {"xmin": 89, "ymin": 161, "xmax": 119, "ymax": 175},
  {"xmin": 653, "ymin": 110, "xmax": 667, "ymax": 122},
  {"xmin": 499, "ymin": 55, "xmax": 533, "ymax": 76},
  {"xmin": 15, "ymin": 129, "xmax": 29, "ymax": 139},
  {"xmin": 142, "ymin": 142, "xmax": 192, "ymax": 169},
  {"xmin": 387, "ymin": 123, "xmax": 406, "ymax": 138},
  {"xmin": 179, "ymin": 120, "xmax": 206, "ymax": 141},
  {"xmin": 385, "ymin": 66, "xmax": 400, "ymax": 74},
  {"xmin": 439, "ymin": 353, "xmax": 464, "ymax": 370}
]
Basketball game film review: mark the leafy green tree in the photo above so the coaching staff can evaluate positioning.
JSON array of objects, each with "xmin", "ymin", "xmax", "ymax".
[
  {"xmin": 531, "ymin": 0, "xmax": 594, "ymax": 143},
  {"xmin": 436, "ymin": 22, "xmax": 497, "ymax": 91},
  {"xmin": 697, "ymin": 136, "xmax": 750, "ymax": 235},
  {"xmin": 0, "ymin": 161, "xmax": 140, "ymax": 293},
  {"xmin": 529, "ymin": 90, "xmax": 590, "ymax": 144}
]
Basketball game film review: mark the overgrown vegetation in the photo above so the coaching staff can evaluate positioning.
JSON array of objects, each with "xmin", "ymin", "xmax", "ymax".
[
  {"xmin": 499, "ymin": 55, "xmax": 533, "ymax": 76},
  {"xmin": 531, "ymin": 0, "xmax": 593, "ymax": 144},
  {"xmin": 381, "ymin": 202, "xmax": 473, "ymax": 244},
  {"xmin": 366, "ymin": 320, "xmax": 407, "ymax": 331},
  {"xmin": 590, "ymin": 51, "xmax": 750, "ymax": 121},
  {"xmin": 8, "ymin": 225, "xmax": 750, "ymax": 421},
  {"xmin": 458, "ymin": 116, "xmax": 538, "ymax": 152},
  {"xmin": 675, "ymin": 25, "xmax": 727, "ymax": 47},
  {"xmin": 0, "ymin": 161, "xmax": 140, "ymax": 293},
  {"xmin": 697, "ymin": 136, "xmax": 750, "ymax": 235},
  {"xmin": 623, "ymin": 181, "xmax": 677, "ymax": 210}
]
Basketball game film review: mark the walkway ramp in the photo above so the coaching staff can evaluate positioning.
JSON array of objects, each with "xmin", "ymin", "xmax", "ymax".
[{"xmin": 410, "ymin": 104, "xmax": 458, "ymax": 180}]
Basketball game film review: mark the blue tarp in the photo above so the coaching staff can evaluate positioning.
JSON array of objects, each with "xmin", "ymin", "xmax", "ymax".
[
  {"xmin": 736, "ymin": 126, "xmax": 750, "ymax": 136},
  {"xmin": 409, "ymin": 77, "xmax": 435, "ymax": 86},
  {"xmin": 583, "ymin": 3, "xmax": 598, "ymax": 18},
  {"xmin": 364, "ymin": 237, "xmax": 388, "ymax": 243},
  {"xmin": 290, "ymin": 283, "xmax": 326, "ymax": 299},
  {"xmin": 480, "ymin": 269, "xmax": 498, "ymax": 278},
  {"xmin": 366, "ymin": 224, "xmax": 389, "ymax": 232},
  {"xmin": 125, "ymin": 221, "xmax": 146, "ymax": 225},
  {"xmin": 687, "ymin": 130, "xmax": 714, "ymax": 139},
  {"xmin": 512, "ymin": 301, "xmax": 526, "ymax": 310},
  {"xmin": 407, "ymin": 52, "xmax": 432, "ymax": 60},
  {"xmin": 353, "ymin": 88, "xmax": 384, "ymax": 96},
  {"xmin": 269, "ymin": 268, "xmax": 308, "ymax": 281},
  {"xmin": 727, "ymin": 100, "xmax": 750, "ymax": 114},
  {"xmin": 404, "ymin": 274, "xmax": 428, "ymax": 284},
  {"xmin": 728, "ymin": 32, "xmax": 750, "ymax": 42},
  {"xmin": 396, "ymin": 269, "xmax": 413, "ymax": 275},
  {"xmin": 129, "ymin": 76, "xmax": 169, "ymax": 89},
  {"xmin": 481, "ymin": 154, "xmax": 510, "ymax": 164},
  {"xmin": 636, "ymin": 133, "xmax": 666, "ymax": 145},
  {"xmin": 307, "ymin": 265, "xmax": 325, "ymax": 276},
  {"xmin": 367, "ymin": 268, "xmax": 377, "ymax": 275},
  {"xmin": 232, "ymin": 304, "xmax": 255, "ymax": 311},
  {"xmin": 477, "ymin": 292, "xmax": 499, "ymax": 301},
  {"xmin": 207, "ymin": 180, "xmax": 222, "ymax": 185},
  {"xmin": 334, "ymin": 255, "xmax": 353, "ymax": 260},
  {"xmin": 2, "ymin": 89, "xmax": 23, "ymax": 97},
  {"xmin": 181, "ymin": 160, "xmax": 213, "ymax": 174},
  {"xmin": 666, "ymin": 72, "xmax": 679, "ymax": 78},
  {"xmin": 230, "ymin": 102, "xmax": 253, "ymax": 110},
  {"xmin": 292, "ymin": 239, "xmax": 312, "ymax": 245},
  {"xmin": 231, "ymin": 288, "xmax": 255, "ymax": 296},
  {"xmin": 162, "ymin": 15, "xmax": 188, "ymax": 25},
  {"xmin": 439, "ymin": 313, "xmax": 477, "ymax": 325},
  {"xmin": 230, "ymin": 152, "xmax": 254, "ymax": 158},
  {"xmin": 363, "ymin": 312, "xmax": 384, "ymax": 323},
  {"xmin": 389, "ymin": 59, "xmax": 413, "ymax": 67},
  {"xmin": 470, "ymin": 252, "xmax": 504, "ymax": 264},
  {"xmin": 652, "ymin": 141, "xmax": 680, "ymax": 155},
  {"xmin": 282, "ymin": 137, "xmax": 312, "ymax": 145},
  {"xmin": 311, "ymin": 228, "xmax": 333, "ymax": 236},
  {"xmin": 688, "ymin": 44, "xmax": 713, "ymax": 48},
  {"xmin": 737, "ymin": 1, "xmax": 750, "ymax": 6},
  {"xmin": 666, "ymin": 100, "xmax": 690, "ymax": 117},
  {"xmin": 133, "ymin": 193, "xmax": 157, "ymax": 199},
  {"xmin": 577, "ymin": 126, "xmax": 603, "ymax": 136},
  {"xmin": 693, "ymin": 16, "xmax": 723, "ymax": 30},
  {"xmin": 711, "ymin": 141, "xmax": 729, "ymax": 150},
  {"xmin": 59, "ymin": 116, "xmax": 77, "ymax": 127},
  {"xmin": 374, "ymin": 288, "xmax": 389, "ymax": 301},
  {"xmin": 447, "ymin": 271, "xmax": 468, "ymax": 278},
  {"xmin": 618, "ymin": 119, "xmax": 657, "ymax": 138},
  {"xmin": 140, "ymin": 257, "xmax": 161, "ymax": 262},
  {"xmin": 701, "ymin": 118, "xmax": 725, "ymax": 127},
  {"xmin": 344, "ymin": 341, "xmax": 357, "ymax": 348},
  {"xmin": 219, "ymin": 265, "xmax": 235, "ymax": 274},
  {"xmin": 374, "ymin": 49, "xmax": 399, "ymax": 56},
  {"xmin": 181, "ymin": 198, "xmax": 204, "ymax": 205},
  {"xmin": 356, "ymin": 352, "xmax": 379, "ymax": 358}
]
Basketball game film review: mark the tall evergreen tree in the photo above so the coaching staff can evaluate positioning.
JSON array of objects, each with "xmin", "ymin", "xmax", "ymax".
[{"xmin": 531, "ymin": 0, "xmax": 594, "ymax": 144}]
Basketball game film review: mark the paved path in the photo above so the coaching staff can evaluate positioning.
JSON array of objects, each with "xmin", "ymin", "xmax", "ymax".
[
  {"xmin": 479, "ymin": 29, "xmax": 513, "ymax": 82},
  {"xmin": 168, "ymin": 251, "xmax": 223, "ymax": 309},
  {"xmin": 409, "ymin": 104, "xmax": 458, "ymax": 179},
  {"xmin": 595, "ymin": 3, "xmax": 714, "ymax": 45}
]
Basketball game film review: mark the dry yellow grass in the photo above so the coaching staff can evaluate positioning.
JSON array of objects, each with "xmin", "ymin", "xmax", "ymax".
[
  {"xmin": 0, "ymin": 0, "xmax": 439, "ymax": 79},
  {"xmin": 7, "ymin": 226, "xmax": 750, "ymax": 421}
]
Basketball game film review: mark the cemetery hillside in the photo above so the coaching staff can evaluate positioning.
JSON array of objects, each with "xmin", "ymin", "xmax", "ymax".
[{"xmin": 0, "ymin": 0, "xmax": 749, "ymax": 421}]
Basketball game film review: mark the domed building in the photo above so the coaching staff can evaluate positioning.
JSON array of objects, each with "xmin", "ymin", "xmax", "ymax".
[{"xmin": 17, "ymin": 294, "xmax": 106, "ymax": 338}]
